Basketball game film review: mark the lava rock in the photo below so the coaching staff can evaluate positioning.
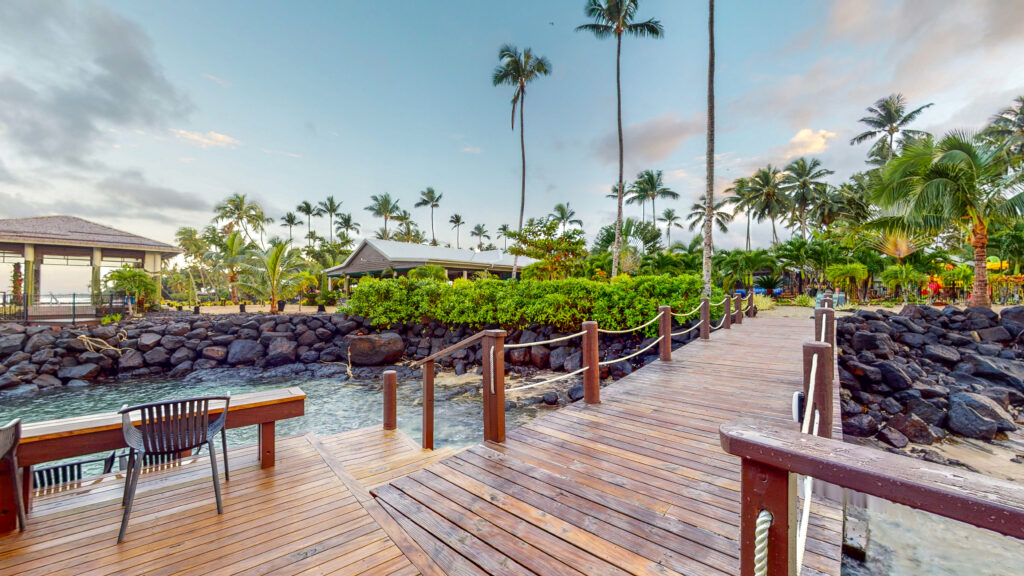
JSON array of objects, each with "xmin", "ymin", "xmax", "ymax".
[
  {"xmin": 877, "ymin": 361, "xmax": 913, "ymax": 391},
  {"xmin": 118, "ymin": 349, "xmax": 145, "ymax": 370},
  {"xmin": 57, "ymin": 363, "xmax": 100, "ymax": 381},
  {"xmin": 23, "ymin": 332, "xmax": 55, "ymax": 354},
  {"xmin": 947, "ymin": 401, "xmax": 999, "ymax": 440},
  {"xmin": 949, "ymin": 392, "xmax": 1016, "ymax": 432},
  {"xmin": 564, "ymin": 351, "xmax": 583, "ymax": 373},
  {"xmin": 852, "ymin": 331, "xmax": 894, "ymax": 354},
  {"xmin": 877, "ymin": 427, "xmax": 909, "ymax": 448},
  {"xmin": 265, "ymin": 338, "xmax": 297, "ymax": 367},
  {"xmin": 966, "ymin": 354, "xmax": 1024, "ymax": 391},
  {"xmin": 137, "ymin": 333, "xmax": 162, "ymax": 352},
  {"xmin": 530, "ymin": 345, "xmax": 550, "ymax": 369},
  {"xmin": 608, "ymin": 360, "xmax": 632, "ymax": 379},
  {"xmin": 201, "ymin": 346, "xmax": 228, "ymax": 361},
  {"xmin": 568, "ymin": 383, "xmax": 585, "ymax": 402},
  {"xmin": 33, "ymin": 374, "xmax": 62, "ymax": 388},
  {"xmin": 888, "ymin": 413, "xmax": 939, "ymax": 445},
  {"xmin": 548, "ymin": 347, "xmax": 568, "ymax": 371},
  {"xmin": 842, "ymin": 413, "xmax": 879, "ymax": 437},
  {"xmin": 0, "ymin": 334, "xmax": 26, "ymax": 355},
  {"xmin": 923, "ymin": 344, "xmax": 960, "ymax": 364},
  {"xmin": 976, "ymin": 326, "xmax": 1012, "ymax": 343},
  {"xmin": 227, "ymin": 339, "xmax": 264, "ymax": 365},
  {"xmin": 169, "ymin": 347, "xmax": 195, "ymax": 365}
]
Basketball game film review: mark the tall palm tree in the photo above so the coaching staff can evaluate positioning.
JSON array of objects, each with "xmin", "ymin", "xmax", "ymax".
[
  {"xmin": 449, "ymin": 214, "xmax": 465, "ymax": 249},
  {"xmin": 875, "ymin": 131, "xmax": 1024, "ymax": 307},
  {"xmin": 747, "ymin": 165, "xmax": 790, "ymax": 245},
  {"xmin": 414, "ymin": 187, "xmax": 444, "ymax": 245},
  {"xmin": 334, "ymin": 213, "xmax": 360, "ymax": 240},
  {"xmin": 984, "ymin": 95, "xmax": 1024, "ymax": 166},
  {"xmin": 470, "ymin": 224, "xmax": 491, "ymax": 250},
  {"xmin": 577, "ymin": 0, "xmax": 663, "ymax": 277},
  {"xmin": 280, "ymin": 212, "xmax": 301, "ymax": 242},
  {"xmin": 702, "ymin": 0, "xmax": 715, "ymax": 297},
  {"xmin": 808, "ymin": 185, "xmax": 845, "ymax": 231},
  {"xmin": 317, "ymin": 196, "xmax": 343, "ymax": 241},
  {"xmin": 493, "ymin": 44, "xmax": 551, "ymax": 278},
  {"xmin": 624, "ymin": 182, "xmax": 648, "ymax": 223},
  {"xmin": 631, "ymin": 169, "xmax": 677, "ymax": 224},
  {"xmin": 549, "ymin": 202, "xmax": 583, "ymax": 232},
  {"xmin": 213, "ymin": 193, "xmax": 263, "ymax": 246},
  {"xmin": 782, "ymin": 157, "xmax": 833, "ymax": 239},
  {"xmin": 686, "ymin": 195, "xmax": 732, "ymax": 233},
  {"xmin": 219, "ymin": 230, "xmax": 249, "ymax": 304},
  {"xmin": 295, "ymin": 201, "xmax": 322, "ymax": 247},
  {"xmin": 365, "ymin": 193, "xmax": 401, "ymax": 235},
  {"xmin": 850, "ymin": 93, "xmax": 934, "ymax": 160},
  {"xmin": 497, "ymin": 224, "xmax": 512, "ymax": 250},
  {"xmin": 238, "ymin": 240, "xmax": 304, "ymax": 314},
  {"xmin": 725, "ymin": 177, "xmax": 754, "ymax": 251},
  {"xmin": 657, "ymin": 208, "xmax": 683, "ymax": 246}
]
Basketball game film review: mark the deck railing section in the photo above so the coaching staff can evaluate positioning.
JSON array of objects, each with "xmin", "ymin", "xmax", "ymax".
[{"xmin": 387, "ymin": 292, "xmax": 759, "ymax": 450}]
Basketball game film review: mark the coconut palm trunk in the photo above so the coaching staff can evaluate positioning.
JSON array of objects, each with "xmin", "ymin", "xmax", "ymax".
[
  {"xmin": 612, "ymin": 32, "xmax": 624, "ymax": 278},
  {"xmin": 701, "ymin": 0, "xmax": 715, "ymax": 297},
  {"xmin": 513, "ymin": 85, "xmax": 526, "ymax": 278},
  {"xmin": 972, "ymin": 219, "xmax": 990, "ymax": 307},
  {"xmin": 745, "ymin": 209, "xmax": 751, "ymax": 251}
]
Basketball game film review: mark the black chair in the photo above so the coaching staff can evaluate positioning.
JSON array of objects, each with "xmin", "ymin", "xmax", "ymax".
[
  {"xmin": 33, "ymin": 452, "xmax": 118, "ymax": 490},
  {"xmin": 0, "ymin": 419, "xmax": 26, "ymax": 532},
  {"xmin": 117, "ymin": 395, "xmax": 230, "ymax": 543}
]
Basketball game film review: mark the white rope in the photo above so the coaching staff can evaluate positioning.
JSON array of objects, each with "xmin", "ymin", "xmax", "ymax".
[
  {"xmin": 801, "ymin": 354, "xmax": 818, "ymax": 435},
  {"xmin": 77, "ymin": 330, "xmax": 128, "ymax": 356},
  {"xmin": 671, "ymin": 319, "xmax": 704, "ymax": 337},
  {"xmin": 506, "ymin": 366, "xmax": 588, "ymax": 393},
  {"xmin": 710, "ymin": 315, "xmax": 727, "ymax": 330},
  {"xmin": 820, "ymin": 315, "xmax": 828, "ymax": 342},
  {"xmin": 504, "ymin": 329, "xmax": 587, "ymax": 349},
  {"xmin": 598, "ymin": 335, "xmax": 663, "ymax": 366},
  {"xmin": 711, "ymin": 298, "xmax": 728, "ymax": 306},
  {"xmin": 754, "ymin": 509, "xmax": 773, "ymax": 576},
  {"xmin": 671, "ymin": 304, "xmax": 703, "ymax": 319},
  {"xmin": 597, "ymin": 311, "xmax": 664, "ymax": 335},
  {"xmin": 488, "ymin": 346, "xmax": 495, "ymax": 395},
  {"xmin": 795, "ymin": 409, "xmax": 821, "ymax": 575}
]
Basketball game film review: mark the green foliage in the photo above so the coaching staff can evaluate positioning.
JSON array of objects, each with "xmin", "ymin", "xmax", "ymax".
[
  {"xmin": 754, "ymin": 274, "xmax": 783, "ymax": 291},
  {"xmin": 753, "ymin": 294, "xmax": 776, "ymax": 311},
  {"xmin": 507, "ymin": 218, "xmax": 587, "ymax": 280},
  {"xmin": 792, "ymin": 294, "xmax": 814, "ymax": 307},
  {"xmin": 100, "ymin": 313, "xmax": 122, "ymax": 325},
  {"xmin": 343, "ymin": 275, "xmax": 719, "ymax": 332},
  {"xmin": 408, "ymin": 265, "xmax": 449, "ymax": 282},
  {"xmin": 104, "ymin": 266, "xmax": 159, "ymax": 311}
]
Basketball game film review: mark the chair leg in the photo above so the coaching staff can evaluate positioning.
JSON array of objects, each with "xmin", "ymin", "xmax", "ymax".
[
  {"xmin": 220, "ymin": 428, "xmax": 229, "ymax": 481},
  {"xmin": 121, "ymin": 450, "xmax": 135, "ymax": 506},
  {"xmin": 117, "ymin": 455, "xmax": 142, "ymax": 543},
  {"xmin": 8, "ymin": 457, "xmax": 25, "ymax": 532},
  {"xmin": 207, "ymin": 441, "xmax": 223, "ymax": 514}
]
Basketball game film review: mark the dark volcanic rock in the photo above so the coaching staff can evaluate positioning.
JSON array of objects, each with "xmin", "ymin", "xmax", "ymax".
[
  {"xmin": 949, "ymin": 392, "xmax": 1015, "ymax": 432},
  {"xmin": 877, "ymin": 361, "xmax": 913, "ymax": 391},
  {"xmin": 347, "ymin": 333, "xmax": 404, "ymax": 366},
  {"xmin": 948, "ymin": 401, "xmax": 999, "ymax": 440},
  {"xmin": 118, "ymin": 349, "xmax": 145, "ymax": 370},
  {"xmin": 852, "ymin": 331, "xmax": 894, "ymax": 354},
  {"xmin": 0, "ymin": 334, "xmax": 25, "ymax": 355},
  {"xmin": 976, "ymin": 326, "xmax": 1012, "ymax": 343},
  {"xmin": 202, "ymin": 345, "xmax": 228, "ymax": 361},
  {"xmin": 265, "ymin": 338, "xmax": 297, "ymax": 367},
  {"xmin": 530, "ymin": 345, "xmax": 550, "ymax": 369},
  {"xmin": 227, "ymin": 339, "xmax": 264, "ymax": 365},
  {"xmin": 877, "ymin": 426, "xmax": 909, "ymax": 448},
  {"xmin": 564, "ymin": 351, "xmax": 583, "ymax": 373},
  {"xmin": 923, "ymin": 344, "xmax": 960, "ymax": 364},
  {"xmin": 842, "ymin": 413, "xmax": 879, "ymax": 437},
  {"xmin": 143, "ymin": 347, "xmax": 170, "ymax": 365},
  {"xmin": 966, "ymin": 354, "xmax": 1024, "ymax": 391},
  {"xmin": 548, "ymin": 347, "xmax": 568, "ymax": 371},
  {"xmin": 137, "ymin": 332, "xmax": 162, "ymax": 352},
  {"xmin": 888, "ymin": 413, "xmax": 939, "ymax": 445},
  {"xmin": 24, "ymin": 332, "xmax": 55, "ymax": 354},
  {"xmin": 57, "ymin": 363, "xmax": 99, "ymax": 381}
]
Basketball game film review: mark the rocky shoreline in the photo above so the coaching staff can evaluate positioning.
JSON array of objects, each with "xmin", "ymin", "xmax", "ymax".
[
  {"xmin": 838, "ymin": 305, "xmax": 1024, "ymax": 456},
  {"xmin": 0, "ymin": 311, "xmax": 703, "ymax": 405}
]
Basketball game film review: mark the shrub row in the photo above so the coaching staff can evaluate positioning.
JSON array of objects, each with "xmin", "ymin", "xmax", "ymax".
[{"xmin": 343, "ymin": 276, "xmax": 722, "ymax": 332}]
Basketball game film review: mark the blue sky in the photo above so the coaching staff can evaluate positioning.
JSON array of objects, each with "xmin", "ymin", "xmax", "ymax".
[{"xmin": 2, "ymin": 0, "xmax": 1023, "ymax": 269}]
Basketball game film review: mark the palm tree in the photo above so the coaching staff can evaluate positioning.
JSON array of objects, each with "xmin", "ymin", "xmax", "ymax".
[
  {"xmin": 251, "ymin": 206, "xmax": 274, "ymax": 248},
  {"xmin": 365, "ymin": 193, "xmax": 401, "ymax": 235},
  {"xmin": 874, "ymin": 131, "xmax": 1024, "ymax": 307},
  {"xmin": 295, "ymin": 201, "xmax": 322, "ymax": 247},
  {"xmin": 850, "ymin": 93, "xmax": 934, "ymax": 160},
  {"xmin": 219, "ymin": 230, "xmax": 249, "ymax": 304},
  {"xmin": 657, "ymin": 208, "xmax": 683, "ymax": 246},
  {"xmin": 577, "ymin": 0, "xmax": 663, "ymax": 277},
  {"xmin": 280, "ymin": 212, "xmax": 301, "ymax": 242},
  {"xmin": 317, "ymin": 196, "xmax": 343, "ymax": 241},
  {"xmin": 335, "ymin": 213, "xmax": 359, "ymax": 239},
  {"xmin": 686, "ymin": 195, "xmax": 732, "ymax": 233},
  {"xmin": 238, "ymin": 241, "xmax": 304, "ymax": 314},
  {"xmin": 449, "ymin": 214, "xmax": 465, "ymax": 248},
  {"xmin": 984, "ymin": 95, "xmax": 1024, "ymax": 166},
  {"xmin": 470, "ymin": 224, "xmax": 490, "ymax": 250},
  {"xmin": 725, "ymin": 177, "xmax": 754, "ymax": 251},
  {"xmin": 782, "ymin": 157, "xmax": 833, "ymax": 239},
  {"xmin": 415, "ymin": 187, "xmax": 444, "ymax": 245},
  {"xmin": 550, "ymin": 203, "xmax": 583, "ymax": 232},
  {"xmin": 826, "ymin": 262, "xmax": 869, "ymax": 303},
  {"xmin": 807, "ymin": 186, "xmax": 845, "ymax": 231},
  {"xmin": 702, "ymin": 0, "xmax": 715, "ymax": 297},
  {"xmin": 213, "ymin": 193, "xmax": 263, "ymax": 246},
  {"xmin": 632, "ymin": 169, "xmax": 677, "ymax": 222},
  {"xmin": 624, "ymin": 182, "xmax": 648, "ymax": 222},
  {"xmin": 497, "ymin": 224, "xmax": 512, "ymax": 250},
  {"xmin": 493, "ymin": 44, "xmax": 551, "ymax": 278},
  {"xmin": 747, "ymin": 165, "xmax": 790, "ymax": 245}
]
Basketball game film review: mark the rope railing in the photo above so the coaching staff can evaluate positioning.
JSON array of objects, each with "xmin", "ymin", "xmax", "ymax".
[
  {"xmin": 596, "ymin": 311, "xmax": 664, "ymax": 335},
  {"xmin": 711, "ymin": 298, "xmax": 729, "ymax": 307},
  {"xmin": 507, "ymin": 366, "xmax": 588, "ymax": 393},
  {"xmin": 710, "ymin": 315, "xmax": 728, "ymax": 330},
  {"xmin": 598, "ymin": 335, "xmax": 663, "ymax": 366},
  {"xmin": 795, "ymin": 351, "xmax": 821, "ymax": 576},
  {"xmin": 504, "ymin": 329, "xmax": 587, "ymax": 350},
  {"xmin": 671, "ymin": 303, "xmax": 703, "ymax": 319},
  {"xmin": 671, "ymin": 319, "xmax": 704, "ymax": 337},
  {"xmin": 753, "ymin": 509, "xmax": 773, "ymax": 576}
]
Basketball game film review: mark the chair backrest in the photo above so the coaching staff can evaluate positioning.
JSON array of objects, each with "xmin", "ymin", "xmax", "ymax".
[
  {"xmin": 33, "ymin": 452, "xmax": 117, "ymax": 489},
  {"xmin": 119, "ymin": 396, "xmax": 230, "ymax": 455},
  {"xmin": 0, "ymin": 419, "xmax": 21, "ymax": 460}
]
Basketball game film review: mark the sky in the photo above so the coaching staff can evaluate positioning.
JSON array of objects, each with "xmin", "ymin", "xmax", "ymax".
[{"xmin": 2, "ymin": 0, "xmax": 1024, "ymax": 286}]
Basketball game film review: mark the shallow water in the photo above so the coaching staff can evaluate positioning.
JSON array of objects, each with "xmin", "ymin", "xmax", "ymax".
[{"xmin": 0, "ymin": 373, "xmax": 549, "ymax": 470}]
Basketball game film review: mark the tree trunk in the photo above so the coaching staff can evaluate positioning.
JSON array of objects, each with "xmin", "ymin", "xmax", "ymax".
[
  {"xmin": 702, "ymin": 0, "xmax": 715, "ymax": 297},
  {"xmin": 745, "ymin": 209, "xmax": 751, "ymax": 251},
  {"xmin": 971, "ymin": 219, "xmax": 991, "ymax": 307},
  {"xmin": 430, "ymin": 206, "xmax": 436, "ymax": 245},
  {"xmin": 230, "ymin": 272, "xmax": 238, "ymax": 304},
  {"xmin": 611, "ymin": 33, "xmax": 624, "ymax": 278},
  {"xmin": 512, "ymin": 87, "xmax": 526, "ymax": 278}
]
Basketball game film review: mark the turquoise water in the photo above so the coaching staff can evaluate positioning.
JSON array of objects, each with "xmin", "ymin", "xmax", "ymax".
[{"xmin": 0, "ymin": 374, "xmax": 547, "ymax": 465}]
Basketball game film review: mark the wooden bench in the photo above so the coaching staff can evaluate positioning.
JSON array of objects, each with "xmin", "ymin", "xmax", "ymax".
[{"xmin": 0, "ymin": 386, "xmax": 305, "ymax": 532}]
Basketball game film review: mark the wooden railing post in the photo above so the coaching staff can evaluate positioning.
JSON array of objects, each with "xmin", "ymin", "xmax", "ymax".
[
  {"xmin": 722, "ymin": 298, "xmax": 732, "ymax": 330},
  {"xmin": 802, "ymin": 341, "xmax": 834, "ymax": 439},
  {"xmin": 746, "ymin": 292, "xmax": 756, "ymax": 317},
  {"xmin": 658, "ymin": 305, "xmax": 672, "ymax": 360},
  {"xmin": 383, "ymin": 370, "xmax": 397, "ymax": 431},
  {"xmin": 734, "ymin": 294, "xmax": 743, "ymax": 325},
  {"xmin": 814, "ymin": 308, "xmax": 835, "ymax": 348},
  {"xmin": 582, "ymin": 321, "xmax": 600, "ymax": 403},
  {"xmin": 422, "ymin": 360, "xmax": 434, "ymax": 449},
  {"xmin": 699, "ymin": 297, "xmax": 710, "ymax": 340},
  {"xmin": 481, "ymin": 329, "xmax": 506, "ymax": 443},
  {"xmin": 740, "ymin": 460, "xmax": 797, "ymax": 575}
]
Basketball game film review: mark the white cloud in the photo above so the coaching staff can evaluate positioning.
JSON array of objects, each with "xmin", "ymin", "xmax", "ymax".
[
  {"xmin": 783, "ymin": 129, "xmax": 837, "ymax": 159},
  {"xmin": 171, "ymin": 129, "xmax": 241, "ymax": 149},
  {"xmin": 595, "ymin": 113, "xmax": 702, "ymax": 168},
  {"xmin": 461, "ymin": 146, "xmax": 482, "ymax": 154},
  {"xmin": 261, "ymin": 148, "xmax": 301, "ymax": 159}
]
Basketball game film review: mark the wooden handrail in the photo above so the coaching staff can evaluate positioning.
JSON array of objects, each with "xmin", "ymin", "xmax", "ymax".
[
  {"xmin": 411, "ymin": 330, "xmax": 487, "ymax": 367},
  {"xmin": 721, "ymin": 419, "xmax": 1024, "ymax": 540}
]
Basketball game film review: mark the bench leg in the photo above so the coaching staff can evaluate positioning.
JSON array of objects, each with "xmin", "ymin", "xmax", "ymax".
[
  {"xmin": 0, "ymin": 460, "xmax": 14, "ymax": 532},
  {"xmin": 258, "ymin": 422, "xmax": 275, "ymax": 469}
]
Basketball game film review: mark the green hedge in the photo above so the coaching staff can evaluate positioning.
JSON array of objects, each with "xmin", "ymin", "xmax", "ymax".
[{"xmin": 343, "ymin": 275, "xmax": 721, "ymax": 332}]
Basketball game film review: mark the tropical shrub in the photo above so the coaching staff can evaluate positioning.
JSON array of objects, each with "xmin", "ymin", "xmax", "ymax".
[
  {"xmin": 753, "ymin": 294, "xmax": 775, "ymax": 311},
  {"xmin": 101, "ymin": 313, "xmax": 122, "ymax": 325},
  {"xmin": 343, "ymin": 275, "xmax": 721, "ymax": 332},
  {"xmin": 408, "ymin": 265, "xmax": 448, "ymax": 282},
  {"xmin": 105, "ymin": 266, "xmax": 159, "ymax": 312},
  {"xmin": 754, "ymin": 274, "xmax": 783, "ymax": 292}
]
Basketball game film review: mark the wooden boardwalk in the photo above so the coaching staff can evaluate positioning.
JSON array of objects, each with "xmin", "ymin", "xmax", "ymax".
[{"xmin": 374, "ymin": 317, "xmax": 844, "ymax": 575}]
